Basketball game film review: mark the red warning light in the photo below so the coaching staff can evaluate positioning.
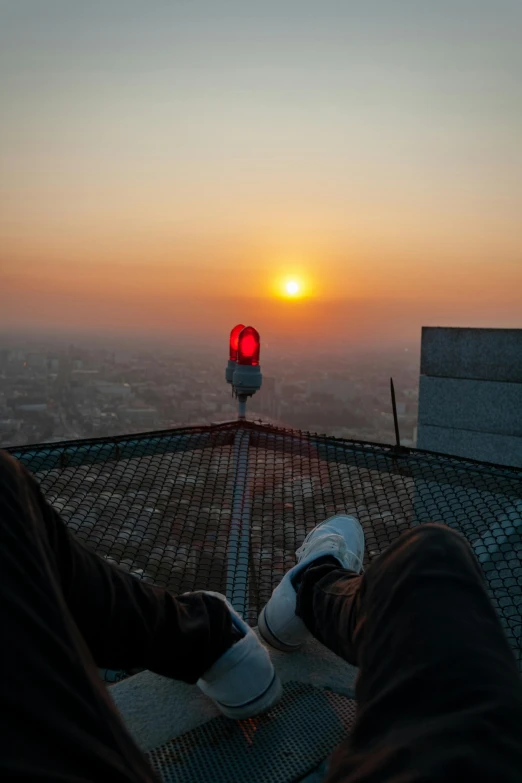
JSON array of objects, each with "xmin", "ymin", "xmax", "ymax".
[
  {"xmin": 229, "ymin": 324, "xmax": 246, "ymax": 361},
  {"xmin": 238, "ymin": 326, "xmax": 260, "ymax": 366}
]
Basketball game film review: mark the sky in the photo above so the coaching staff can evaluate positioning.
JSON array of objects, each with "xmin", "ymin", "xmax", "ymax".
[{"xmin": 1, "ymin": 0, "xmax": 521, "ymax": 347}]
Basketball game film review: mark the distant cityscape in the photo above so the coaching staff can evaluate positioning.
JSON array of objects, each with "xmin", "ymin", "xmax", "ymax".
[{"xmin": 0, "ymin": 334, "xmax": 419, "ymax": 448}]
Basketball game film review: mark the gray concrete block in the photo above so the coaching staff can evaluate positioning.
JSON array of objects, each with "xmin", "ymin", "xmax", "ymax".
[
  {"xmin": 110, "ymin": 629, "xmax": 357, "ymax": 752},
  {"xmin": 417, "ymin": 424, "xmax": 522, "ymax": 467},
  {"xmin": 421, "ymin": 327, "xmax": 522, "ymax": 382},
  {"xmin": 418, "ymin": 377, "xmax": 522, "ymax": 437}
]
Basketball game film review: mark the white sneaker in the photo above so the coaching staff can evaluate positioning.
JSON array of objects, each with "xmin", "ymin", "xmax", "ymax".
[
  {"xmin": 258, "ymin": 515, "xmax": 364, "ymax": 652},
  {"xmin": 196, "ymin": 592, "xmax": 283, "ymax": 719}
]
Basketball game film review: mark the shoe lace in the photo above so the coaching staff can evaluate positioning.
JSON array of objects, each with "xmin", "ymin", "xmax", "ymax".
[{"xmin": 296, "ymin": 531, "xmax": 363, "ymax": 571}]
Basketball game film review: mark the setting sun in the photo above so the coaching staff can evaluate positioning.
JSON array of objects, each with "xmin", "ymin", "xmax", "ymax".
[{"xmin": 272, "ymin": 272, "xmax": 312, "ymax": 300}]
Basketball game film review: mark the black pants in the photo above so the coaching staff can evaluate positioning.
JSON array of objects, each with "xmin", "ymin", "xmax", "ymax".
[
  {"xmin": 297, "ymin": 527, "xmax": 522, "ymax": 782},
  {"xmin": 0, "ymin": 451, "xmax": 236, "ymax": 782},
  {"xmin": 1, "ymin": 451, "xmax": 521, "ymax": 782}
]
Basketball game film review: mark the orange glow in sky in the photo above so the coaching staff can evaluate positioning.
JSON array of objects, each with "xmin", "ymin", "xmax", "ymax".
[{"xmin": 1, "ymin": 3, "xmax": 521, "ymax": 346}]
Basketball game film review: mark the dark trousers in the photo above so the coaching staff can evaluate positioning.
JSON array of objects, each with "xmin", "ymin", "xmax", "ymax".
[
  {"xmin": 297, "ymin": 525, "xmax": 522, "ymax": 782},
  {"xmin": 1, "ymin": 450, "xmax": 522, "ymax": 781},
  {"xmin": 0, "ymin": 452, "xmax": 236, "ymax": 782}
]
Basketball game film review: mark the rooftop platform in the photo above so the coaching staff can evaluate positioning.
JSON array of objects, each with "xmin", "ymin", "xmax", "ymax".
[{"xmin": 9, "ymin": 421, "xmax": 522, "ymax": 781}]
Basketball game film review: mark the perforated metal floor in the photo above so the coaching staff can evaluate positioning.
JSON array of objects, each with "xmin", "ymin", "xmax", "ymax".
[
  {"xmin": 9, "ymin": 421, "xmax": 522, "ymax": 675},
  {"xmin": 146, "ymin": 682, "xmax": 356, "ymax": 783}
]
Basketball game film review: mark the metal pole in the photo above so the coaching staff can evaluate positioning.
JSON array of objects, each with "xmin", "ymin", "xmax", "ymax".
[
  {"xmin": 390, "ymin": 377, "xmax": 401, "ymax": 450},
  {"xmin": 238, "ymin": 395, "xmax": 247, "ymax": 420},
  {"xmin": 225, "ymin": 428, "xmax": 251, "ymax": 616}
]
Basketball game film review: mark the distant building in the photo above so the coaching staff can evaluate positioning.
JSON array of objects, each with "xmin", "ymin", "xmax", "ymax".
[
  {"xmin": 113, "ymin": 350, "xmax": 133, "ymax": 366},
  {"xmin": 95, "ymin": 382, "xmax": 132, "ymax": 399},
  {"xmin": 119, "ymin": 406, "xmax": 158, "ymax": 426},
  {"xmin": 308, "ymin": 377, "xmax": 356, "ymax": 403},
  {"xmin": 15, "ymin": 400, "xmax": 48, "ymax": 413},
  {"xmin": 26, "ymin": 353, "xmax": 47, "ymax": 370},
  {"xmin": 180, "ymin": 399, "xmax": 201, "ymax": 413},
  {"xmin": 260, "ymin": 376, "xmax": 280, "ymax": 418},
  {"xmin": 0, "ymin": 418, "xmax": 21, "ymax": 432},
  {"xmin": 72, "ymin": 370, "xmax": 99, "ymax": 381}
]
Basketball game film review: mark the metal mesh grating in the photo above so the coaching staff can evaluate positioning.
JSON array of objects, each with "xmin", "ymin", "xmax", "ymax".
[
  {"xmin": 9, "ymin": 421, "xmax": 522, "ymax": 672},
  {"xmin": 146, "ymin": 681, "xmax": 356, "ymax": 783}
]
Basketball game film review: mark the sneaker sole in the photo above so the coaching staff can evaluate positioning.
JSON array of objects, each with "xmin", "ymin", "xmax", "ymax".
[
  {"xmin": 258, "ymin": 607, "xmax": 305, "ymax": 653},
  {"xmin": 216, "ymin": 670, "xmax": 283, "ymax": 720}
]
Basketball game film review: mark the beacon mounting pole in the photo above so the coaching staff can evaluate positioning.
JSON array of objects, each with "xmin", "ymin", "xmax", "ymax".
[{"xmin": 224, "ymin": 325, "xmax": 263, "ymax": 614}]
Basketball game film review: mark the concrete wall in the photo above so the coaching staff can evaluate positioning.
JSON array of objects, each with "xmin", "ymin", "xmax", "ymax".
[{"xmin": 417, "ymin": 327, "xmax": 522, "ymax": 467}]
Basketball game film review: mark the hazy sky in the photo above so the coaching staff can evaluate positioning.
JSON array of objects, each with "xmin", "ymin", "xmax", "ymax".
[{"xmin": 1, "ymin": 1, "xmax": 521, "ymax": 345}]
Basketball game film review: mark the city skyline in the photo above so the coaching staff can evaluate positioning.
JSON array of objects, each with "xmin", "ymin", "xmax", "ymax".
[{"xmin": 0, "ymin": 330, "xmax": 420, "ymax": 449}]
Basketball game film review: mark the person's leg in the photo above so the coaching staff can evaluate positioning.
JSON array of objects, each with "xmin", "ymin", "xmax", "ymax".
[
  {"xmin": 0, "ymin": 450, "xmax": 266, "ymax": 781},
  {"xmin": 296, "ymin": 523, "xmax": 522, "ymax": 782},
  {"xmin": 14, "ymin": 448, "xmax": 281, "ymax": 717},
  {"xmin": 1, "ymin": 450, "xmax": 161, "ymax": 781},
  {"xmin": 8, "ymin": 454, "xmax": 238, "ymax": 680}
]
